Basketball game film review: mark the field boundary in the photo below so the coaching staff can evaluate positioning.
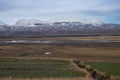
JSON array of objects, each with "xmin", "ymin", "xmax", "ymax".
[{"xmin": 73, "ymin": 60, "xmax": 120, "ymax": 80}]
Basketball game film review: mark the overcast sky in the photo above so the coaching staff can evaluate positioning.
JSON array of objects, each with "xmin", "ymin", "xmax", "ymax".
[{"xmin": 0, "ymin": 0, "xmax": 120, "ymax": 24}]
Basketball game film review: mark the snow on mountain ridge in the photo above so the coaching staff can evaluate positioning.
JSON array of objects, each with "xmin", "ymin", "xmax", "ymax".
[
  {"xmin": 15, "ymin": 19, "xmax": 48, "ymax": 27},
  {"xmin": 14, "ymin": 18, "xmax": 104, "ymax": 27},
  {"xmin": 50, "ymin": 18, "xmax": 104, "ymax": 26}
]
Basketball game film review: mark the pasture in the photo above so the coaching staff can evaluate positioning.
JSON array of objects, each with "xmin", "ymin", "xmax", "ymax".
[
  {"xmin": 0, "ymin": 58, "xmax": 84, "ymax": 78},
  {"xmin": 86, "ymin": 62, "xmax": 120, "ymax": 76}
]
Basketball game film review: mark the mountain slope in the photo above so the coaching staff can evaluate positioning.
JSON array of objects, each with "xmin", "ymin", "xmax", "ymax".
[
  {"xmin": 0, "ymin": 21, "xmax": 10, "ymax": 31},
  {"xmin": 0, "ymin": 19, "xmax": 120, "ymax": 37},
  {"xmin": 0, "ymin": 21, "xmax": 6, "ymax": 25}
]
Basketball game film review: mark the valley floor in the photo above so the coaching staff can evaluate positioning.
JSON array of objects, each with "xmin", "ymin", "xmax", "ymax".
[{"xmin": 0, "ymin": 36, "xmax": 120, "ymax": 80}]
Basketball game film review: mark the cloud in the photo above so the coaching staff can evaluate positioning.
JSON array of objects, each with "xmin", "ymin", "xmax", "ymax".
[
  {"xmin": 79, "ymin": 8, "xmax": 120, "ymax": 17},
  {"xmin": 0, "ymin": 0, "xmax": 120, "ymax": 24}
]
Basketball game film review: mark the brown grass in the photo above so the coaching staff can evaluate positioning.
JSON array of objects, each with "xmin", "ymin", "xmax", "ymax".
[
  {"xmin": 0, "ymin": 44, "xmax": 120, "ymax": 62},
  {"xmin": 1, "ymin": 36, "xmax": 120, "ymax": 41}
]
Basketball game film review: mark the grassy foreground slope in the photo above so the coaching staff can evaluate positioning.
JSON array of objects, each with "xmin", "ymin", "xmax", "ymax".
[
  {"xmin": 0, "ymin": 58, "xmax": 84, "ymax": 78},
  {"xmin": 86, "ymin": 62, "xmax": 120, "ymax": 76}
]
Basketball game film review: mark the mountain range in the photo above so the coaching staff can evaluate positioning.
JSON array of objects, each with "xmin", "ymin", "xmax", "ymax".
[{"xmin": 0, "ymin": 19, "xmax": 120, "ymax": 37}]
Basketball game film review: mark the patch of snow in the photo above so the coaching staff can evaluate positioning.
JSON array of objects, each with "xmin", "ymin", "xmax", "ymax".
[
  {"xmin": 50, "ymin": 18, "xmax": 104, "ymax": 26},
  {"xmin": 15, "ymin": 19, "xmax": 48, "ymax": 27},
  {"xmin": 14, "ymin": 18, "xmax": 104, "ymax": 27},
  {"xmin": 9, "ymin": 40, "xmax": 17, "ymax": 43},
  {"xmin": 44, "ymin": 52, "xmax": 51, "ymax": 55}
]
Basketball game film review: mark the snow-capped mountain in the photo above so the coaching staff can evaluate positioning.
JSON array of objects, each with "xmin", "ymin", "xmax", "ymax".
[
  {"xmin": 15, "ymin": 19, "xmax": 47, "ymax": 27},
  {"xmin": 0, "ymin": 21, "xmax": 10, "ymax": 31},
  {"xmin": 14, "ymin": 18, "xmax": 103, "ymax": 27},
  {"xmin": 50, "ymin": 18, "xmax": 104, "ymax": 26},
  {"xmin": 0, "ymin": 19, "xmax": 120, "ymax": 37}
]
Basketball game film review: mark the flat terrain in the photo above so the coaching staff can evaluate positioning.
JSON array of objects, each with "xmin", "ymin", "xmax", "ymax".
[
  {"xmin": 85, "ymin": 62, "xmax": 120, "ymax": 76},
  {"xmin": 0, "ymin": 44, "xmax": 120, "ymax": 62},
  {"xmin": 1, "ymin": 36, "xmax": 120, "ymax": 41},
  {"xmin": 0, "ymin": 36, "xmax": 120, "ymax": 80},
  {"xmin": 0, "ymin": 58, "xmax": 84, "ymax": 78}
]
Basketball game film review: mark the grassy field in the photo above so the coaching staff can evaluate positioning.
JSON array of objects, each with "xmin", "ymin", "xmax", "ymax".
[
  {"xmin": 0, "ymin": 36, "xmax": 120, "ymax": 79},
  {"xmin": 0, "ymin": 36, "xmax": 120, "ymax": 62},
  {"xmin": 85, "ymin": 62, "xmax": 120, "ymax": 76},
  {"xmin": 0, "ymin": 58, "xmax": 84, "ymax": 78},
  {"xmin": 0, "ymin": 77, "xmax": 92, "ymax": 80},
  {"xmin": 0, "ymin": 44, "xmax": 120, "ymax": 62}
]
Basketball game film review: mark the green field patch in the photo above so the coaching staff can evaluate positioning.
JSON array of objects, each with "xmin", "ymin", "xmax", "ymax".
[
  {"xmin": 85, "ymin": 62, "xmax": 120, "ymax": 76},
  {"xmin": 0, "ymin": 58, "xmax": 84, "ymax": 78}
]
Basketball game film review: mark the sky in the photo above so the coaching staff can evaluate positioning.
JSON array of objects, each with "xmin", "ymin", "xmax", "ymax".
[{"xmin": 0, "ymin": 0, "xmax": 120, "ymax": 24}]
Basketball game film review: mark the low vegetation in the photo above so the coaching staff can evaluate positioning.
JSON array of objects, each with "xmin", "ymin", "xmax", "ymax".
[
  {"xmin": 73, "ymin": 60, "xmax": 120, "ymax": 80},
  {"xmin": 0, "ymin": 58, "xmax": 84, "ymax": 78},
  {"xmin": 0, "ymin": 44, "xmax": 120, "ymax": 62},
  {"xmin": 0, "ymin": 36, "xmax": 120, "ymax": 80},
  {"xmin": 85, "ymin": 62, "xmax": 120, "ymax": 76}
]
